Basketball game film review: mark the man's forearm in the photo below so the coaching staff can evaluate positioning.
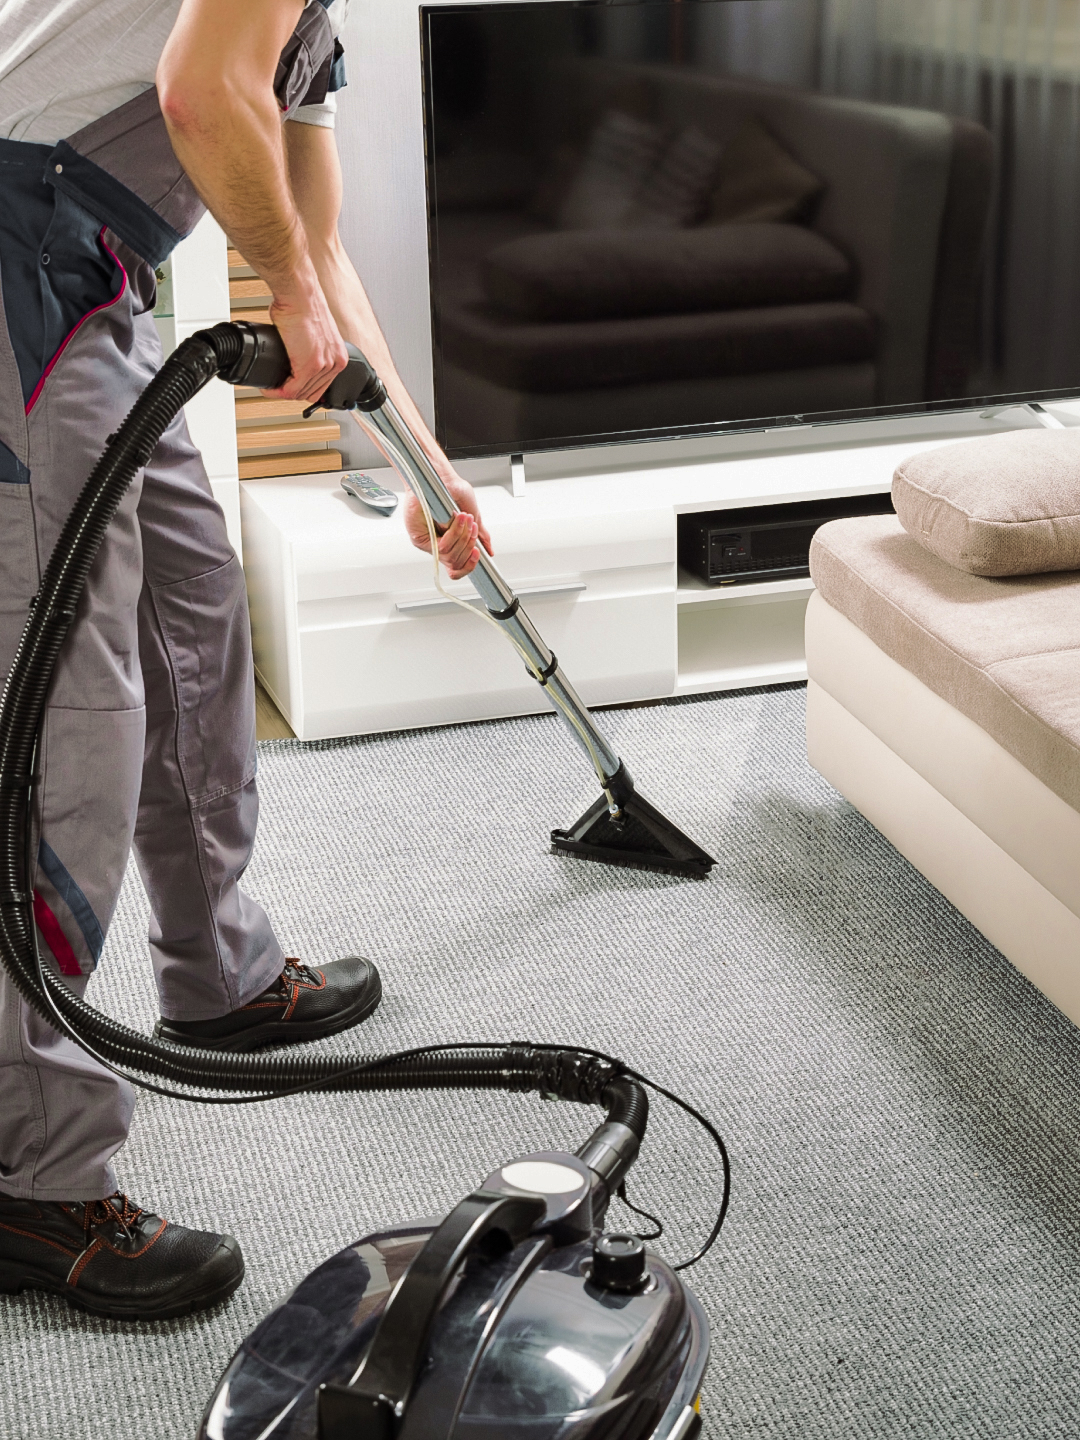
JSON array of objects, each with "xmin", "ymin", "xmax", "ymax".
[
  {"xmin": 310, "ymin": 236, "xmax": 453, "ymax": 478},
  {"xmin": 281, "ymin": 119, "xmax": 490, "ymax": 570},
  {"xmin": 162, "ymin": 91, "xmax": 318, "ymax": 305},
  {"xmin": 281, "ymin": 117, "xmax": 456, "ymax": 474}
]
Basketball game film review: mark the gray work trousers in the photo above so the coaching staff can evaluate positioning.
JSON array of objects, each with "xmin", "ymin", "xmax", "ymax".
[{"xmin": 0, "ymin": 236, "xmax": 284, "ymax": 1201}]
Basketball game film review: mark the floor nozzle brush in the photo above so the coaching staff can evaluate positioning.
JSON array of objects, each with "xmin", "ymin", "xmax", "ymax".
[{"xmin": 551, "ymin": 764, "xmax": 715, "ymax": 878}]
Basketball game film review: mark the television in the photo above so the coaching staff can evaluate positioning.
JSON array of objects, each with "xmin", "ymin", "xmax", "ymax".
[{"xmin": 416, "ymin": 0, "xmax": 1080, "ymax": 460}]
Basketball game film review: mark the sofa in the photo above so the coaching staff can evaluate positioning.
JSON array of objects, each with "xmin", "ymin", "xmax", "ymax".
[
  {"xmin": 805, "ymin": 428, "xmax": 1080, "ymax": 1027},
  {"xmin": 433, "ymin": 59, "xmax": 994, "ymax": 451}
]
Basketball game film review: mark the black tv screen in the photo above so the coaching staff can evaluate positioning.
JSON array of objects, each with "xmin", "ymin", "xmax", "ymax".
[{"xmin": 421, "ymin": 0, "xmax": 1080, "ymax": 457}]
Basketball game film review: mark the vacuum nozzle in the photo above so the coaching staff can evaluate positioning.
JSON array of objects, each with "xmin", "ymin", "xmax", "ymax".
[{"xmin": 551, "ymin": 764, "xmax": 714, "ymax": 878}]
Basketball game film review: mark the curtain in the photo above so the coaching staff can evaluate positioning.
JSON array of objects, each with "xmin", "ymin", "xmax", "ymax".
[
  {"xmin": 821, "ymin": 0, "xmax": 1080, "ymax": 394},
  {"xmin": 689, "ymin": 0, "xmax": 822, "ymax": 86}
]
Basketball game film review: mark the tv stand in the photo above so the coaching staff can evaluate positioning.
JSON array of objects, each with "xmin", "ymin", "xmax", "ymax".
[
  {"xmin": 240, "ymin": 417, "xmax": 1068, "ymax": 741},
  {"xmin": 509, "ymin": 452, "xmax": 527, "ymax": 497},
  {"xmin": 980, "ymin": 400, "xmax": 1067, "ymax": 429}
]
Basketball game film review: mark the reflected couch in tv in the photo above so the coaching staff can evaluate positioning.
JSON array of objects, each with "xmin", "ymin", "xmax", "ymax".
[{"xmin": 434, "ymin": 62, "xmax": 994, "ymax": 452}]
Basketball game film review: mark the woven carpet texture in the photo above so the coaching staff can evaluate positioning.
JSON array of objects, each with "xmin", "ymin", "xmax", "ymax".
[{"xmin": 2, "ymin": 684, "xmax": 1079, "ymax": 1439}]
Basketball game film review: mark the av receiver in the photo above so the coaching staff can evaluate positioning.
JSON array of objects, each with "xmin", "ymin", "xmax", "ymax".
[{"xmin": 678, "ymin": 492, "xmax": 895, "ymax": 585}]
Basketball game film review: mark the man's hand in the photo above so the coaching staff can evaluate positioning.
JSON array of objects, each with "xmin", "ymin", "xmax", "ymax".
[
  {"xmin": 402, "ymin": 472, "xmax": 494, "ymax": 581},
  {"xmin": 262, "ymin": 285, "xmax": 348, "ymax": 404}
]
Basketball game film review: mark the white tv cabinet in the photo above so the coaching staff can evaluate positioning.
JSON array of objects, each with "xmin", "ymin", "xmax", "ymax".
[{"xmin": 240, "ymin": 415, "xmax": 1064, "ymax": 741}]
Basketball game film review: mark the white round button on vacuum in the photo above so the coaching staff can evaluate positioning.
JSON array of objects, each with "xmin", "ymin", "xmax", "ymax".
[{"xmin": 501, "ymin": 1160, "xmax": 584, "ymax": 1195}]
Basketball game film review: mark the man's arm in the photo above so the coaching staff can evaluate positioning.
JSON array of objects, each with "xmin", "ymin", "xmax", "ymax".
[
  {"xmin": 156, "ymin": 0, "xmax": 346, "ymax": 404},
  {"xmin": 157, "ymin": 0, "xmax": 487, "ymax": 577},
  {"xmin": 283, "ymin": 119, "xmax": 492, "ymax": 578}
]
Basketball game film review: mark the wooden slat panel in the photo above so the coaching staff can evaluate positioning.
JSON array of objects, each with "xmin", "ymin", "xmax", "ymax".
[
  {"xmin": 231, "ymin": 308, "xmax": 272, "ymax": 325},
  {"xmin": 229, "ymin": 277, "xmax": 271, "ymax": 300},
  {"xmin": 227, "ymin": 248, "xmax": 249, "ymax": 269},
  {"xmin": 239, "ymin": 450, "xmax": 342, "ymax": 480},
  {"xmin": 236, "ymin": 419, "xmax": 340, "ymax": 452},
  {"xmin": 236, "ymin": 397, "xmax": 325, "ymax": 421}
]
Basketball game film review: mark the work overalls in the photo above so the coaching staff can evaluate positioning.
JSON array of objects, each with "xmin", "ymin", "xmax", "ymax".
[{"xmin": 0, "ymin": 6, "xmax": 340, "ymax": 1199}]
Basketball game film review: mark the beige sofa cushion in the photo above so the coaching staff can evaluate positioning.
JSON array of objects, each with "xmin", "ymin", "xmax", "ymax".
[
  {"xmin": 893, "ymin": 430, "xmax": 1080, "ymax": 576},
  {"xmin": 809, "ymin": 513, "xmax": 1080, "ymax": 812}
]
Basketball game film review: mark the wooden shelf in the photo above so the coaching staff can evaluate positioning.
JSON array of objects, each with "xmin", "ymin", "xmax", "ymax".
[
  {"xmin": 225, "ymin": 234, "xmax": 342, "ymax": 483},
  {"xmin": 239, "ymin": 450, "xmax": 342, "ymax": 480},
  {"xmin": 229, "ymin": 277, "xmax": 271, "ymax": 300},
  {"xmin": 236, "ymin": 397, "xmax": 325, "ymax": 421},
  {"xmin": 236, "ymin": 419, "xmax": 340, "ymax": 452}
]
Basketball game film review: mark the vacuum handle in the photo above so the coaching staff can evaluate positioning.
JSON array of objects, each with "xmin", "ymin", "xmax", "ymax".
[
  {"xmin": 318, "ymin": 1189, "xmax": 545, "ymax": 1439},
  {"xmin": 216, "ymin": 321, "xmax": 387, "ymax": 411}
]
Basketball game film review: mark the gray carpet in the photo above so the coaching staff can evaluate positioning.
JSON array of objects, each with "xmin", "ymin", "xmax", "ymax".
[{"xmin": 3, "ymin": 683, "xmax": 1080, "ymax": 1440}]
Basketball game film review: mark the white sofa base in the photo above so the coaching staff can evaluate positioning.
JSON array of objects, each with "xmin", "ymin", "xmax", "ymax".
[{"xmin": 806, "ymin": 600, "xmax": 1080, "ymax": 1026}]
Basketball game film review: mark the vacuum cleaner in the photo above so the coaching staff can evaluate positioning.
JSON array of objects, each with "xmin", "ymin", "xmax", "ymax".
[
  {"xmin": 0, "ymin": 322, "xmax": 727, "ymax": 1439},
  {"xmin": 199, "ymin": 1100, "xmax": 711, "ymax": 1440}
]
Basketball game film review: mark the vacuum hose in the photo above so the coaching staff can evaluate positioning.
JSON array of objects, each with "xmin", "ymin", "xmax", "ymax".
[{"xmin": 0, "ymin": 323, "xmax": 646, "ymax": 1180}]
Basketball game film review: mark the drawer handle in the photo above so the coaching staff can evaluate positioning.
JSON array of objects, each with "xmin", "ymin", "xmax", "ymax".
[{"xmin": 396, "ymin": 581, "xmax": 586, "ymax": 617}]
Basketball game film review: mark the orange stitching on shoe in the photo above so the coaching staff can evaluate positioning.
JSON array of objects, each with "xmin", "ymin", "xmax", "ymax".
[
  {"xmin": 67, "ymin": 1238, "xmax": 103, "ymax": 1286},
  {"xmin": 284, "ymin": 968, "xmax": 325, "ymax": 1020},
  {"xmin": 0, "ymin": 1221, "xmax": 76, "ymax": 1258},
  {"xmin": 104, "ymin": 1216, "xmax": 166, "ymax": 1260},
  {"xmin": 283, "ymin": 980, "xmax": 300, "ymax": 1020}
]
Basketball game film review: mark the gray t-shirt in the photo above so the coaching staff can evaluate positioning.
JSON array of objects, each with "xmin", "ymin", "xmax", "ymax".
[{"xmin": 0, "ymin": 0, "xmax": 345, "ymax": 144}]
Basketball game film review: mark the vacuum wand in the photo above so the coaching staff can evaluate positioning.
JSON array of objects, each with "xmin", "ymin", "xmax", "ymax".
[
  {"xmin": 358, "ymin": 398, "xmax": 622, "ymax": 786},
  {"xmin": 224, "ymin": 323, "xmax": 714, "ymax": 878}
]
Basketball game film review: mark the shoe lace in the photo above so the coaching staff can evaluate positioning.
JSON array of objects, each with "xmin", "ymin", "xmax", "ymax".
[
  {"xmin": 85, "ymin": 1192, "xmax": 145, "ymax": 1240},
  {"xmin": 281, "ymin": 957, "xmax": 316, "ymax": 986}
]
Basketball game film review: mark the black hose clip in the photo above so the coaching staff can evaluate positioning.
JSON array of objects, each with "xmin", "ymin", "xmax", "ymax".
[
  {"xmin": 27, "ymin": 594, "xmax": 75, "ymax": 626},
  {"xmin": 534, "ymin": 652, "xmax": 559, "ymax": 686},
  {"xmin": 512, "ymin": 1046, "xmax": 623, "ymax": 1106},
  {"xmin": 487, "ymin": 596, "xmax": 520, "ymax": 621}
]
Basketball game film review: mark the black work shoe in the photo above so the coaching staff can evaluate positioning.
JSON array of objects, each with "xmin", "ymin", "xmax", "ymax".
[
  {"xmin": 0, "ymin": 1192, "xmax": 243, "ymax": 1320},
  {"xmin": 154, "ymin": 955, "xmax": 382, "ymax": 1052}
]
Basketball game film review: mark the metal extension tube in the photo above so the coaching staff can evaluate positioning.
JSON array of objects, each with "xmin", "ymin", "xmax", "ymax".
[{"xmin": 357, "ymin": 401, "xmax": 624, "ymax": 791}]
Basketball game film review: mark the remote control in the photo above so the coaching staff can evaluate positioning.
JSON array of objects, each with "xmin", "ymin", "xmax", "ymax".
[{"xmin": 340, "ymin": 472, "xmax": 398, "ymax": 516}]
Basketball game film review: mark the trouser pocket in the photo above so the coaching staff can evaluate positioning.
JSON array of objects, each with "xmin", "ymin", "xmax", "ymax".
[
  {"xmin": 0, "ymin": 482, "xmax": 37, "ymax": 678},
  {"xmin": 34, "ymin": 705, "xmax": 146, "ymax": 976}
]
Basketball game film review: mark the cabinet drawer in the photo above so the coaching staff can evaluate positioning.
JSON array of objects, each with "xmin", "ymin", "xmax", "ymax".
[{"xmin": 242, "ymin": 472, "xmax": 677, "ymax": 739}]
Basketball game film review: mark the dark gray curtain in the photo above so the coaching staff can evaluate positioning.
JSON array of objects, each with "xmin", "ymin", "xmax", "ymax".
[{"xmin": 820, "ymin": 0, "xmax": 1080, "ymax": 394}]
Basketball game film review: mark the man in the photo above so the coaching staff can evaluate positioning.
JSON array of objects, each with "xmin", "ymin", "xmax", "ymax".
[{"xmin": 0, "ymin": 0, "xmax": 491, "ymax": 1319}]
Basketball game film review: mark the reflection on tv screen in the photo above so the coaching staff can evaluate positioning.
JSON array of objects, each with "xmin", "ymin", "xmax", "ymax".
[{"xmin": 422, "ymin": 0, "xmax": 1080, "ymax": 457}]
